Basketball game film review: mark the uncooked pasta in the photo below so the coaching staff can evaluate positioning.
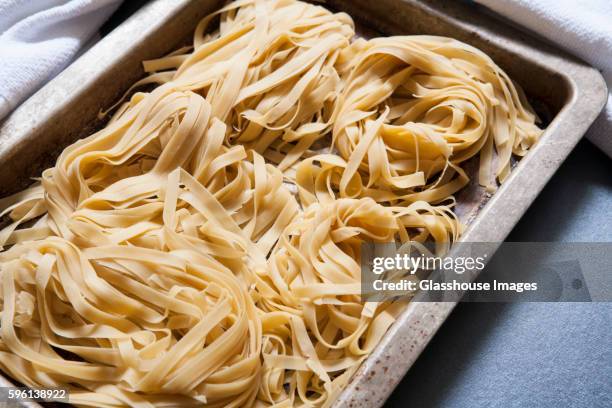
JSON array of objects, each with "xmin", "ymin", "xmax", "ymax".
[{"xmin": 0, "ymin": 0, "xmax": 542, "ymax": 407}]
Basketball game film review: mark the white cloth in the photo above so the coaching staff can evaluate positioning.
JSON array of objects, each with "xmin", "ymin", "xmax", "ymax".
[
  {"xmin": 0, "ymin": 0, "xmax": 122, "ymax": 120},
  {"xmin": 476, "ymin": 0, "xmax": 612, "ymax": 158}
]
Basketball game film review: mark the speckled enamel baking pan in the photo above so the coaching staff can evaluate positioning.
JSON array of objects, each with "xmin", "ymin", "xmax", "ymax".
[{"xmin": 0, "ymin": 0, "xmax": 606, "ymax": 407}]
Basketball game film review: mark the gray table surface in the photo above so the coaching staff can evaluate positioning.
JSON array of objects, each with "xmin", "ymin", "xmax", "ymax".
[{"xmin": 387, "ymin": 139, "xmax": 612, "ymax": 407}]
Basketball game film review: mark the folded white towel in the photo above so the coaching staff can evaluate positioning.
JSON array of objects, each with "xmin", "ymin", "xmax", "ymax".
[
  {"xmin": 476, "ymin": 0, "xmax": 612, "ymax": 158},
  {"xmin": 0, "ymin": 0, "xmax": 122, "ymax": 120}
]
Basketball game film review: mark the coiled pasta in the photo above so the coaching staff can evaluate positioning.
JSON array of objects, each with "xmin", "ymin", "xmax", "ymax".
[{"xmin": 0, "ymin": 0, "xmax": 541, "ymax": 406}]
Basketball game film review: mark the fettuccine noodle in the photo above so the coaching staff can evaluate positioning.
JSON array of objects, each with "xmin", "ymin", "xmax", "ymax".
[{"xmin": 0, "ymin": 0, "xmax": 542, "ymax": 407}]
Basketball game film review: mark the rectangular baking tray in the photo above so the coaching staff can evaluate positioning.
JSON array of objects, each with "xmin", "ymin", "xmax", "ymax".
[{"xmin": 0, "ymin": 0, "xmax": 606, "ymax": 407}]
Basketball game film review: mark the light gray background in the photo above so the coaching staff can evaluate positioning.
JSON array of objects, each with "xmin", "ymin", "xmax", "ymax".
[{"xmin": 387, "ymin": 139, "xmax": 612, "ymax": 407}]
